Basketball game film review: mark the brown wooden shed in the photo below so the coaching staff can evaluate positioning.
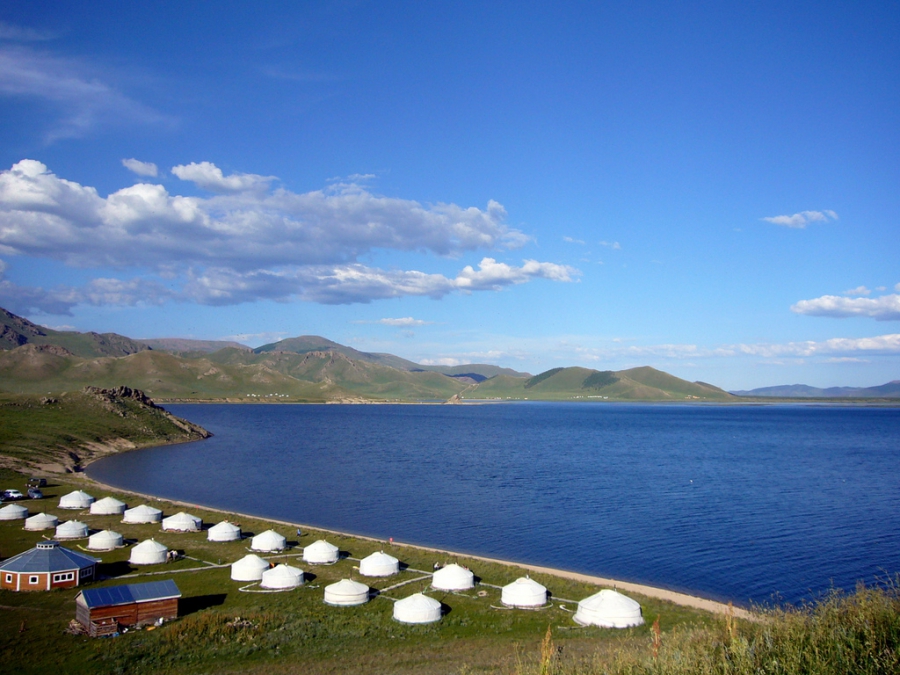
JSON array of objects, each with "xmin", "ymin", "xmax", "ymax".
[{"xmin": 75, "ymin": 579, "xmax": 180, "ymax": 636}]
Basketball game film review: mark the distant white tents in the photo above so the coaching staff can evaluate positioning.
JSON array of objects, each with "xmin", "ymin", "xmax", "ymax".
[
  {"xmin": 574, "ymin": 589, "xmax": 645, "ymax": 628},
  {"xmin": 59, "ymin": 490, "xmax": 94, "ymax": 510},
  {"xmin": 87, "ymin": 529, "xmax": 124, "ymax": 551},
  {"xmin": 89, "ymin": 496, "xmax": 127, "ymax": 516},
  {"xmin": 161, "ymin": 512, "xmax": 201, "ymax": 532},
  {"xmin": 24, "ymin": 512, "xmax": 58, "ymax": 531},
  {"xmin": 432, "ymin": 563, "xmax": 474, "ymax": 591},
  {"xmin": 323, "ymin": 578, "xmax": 369, "ymax": 606},
  {"xmin": 501, "ymin": 577, "xmax": 548, "ymax": 608},
  {"xmin": 55, "ymin": 520, "xmax": 89, "ymax": 540},
  {"xmin": 123, "ymin": 504, "xmax": 163, "ymax": 524},
  {"xmin": 393, "ymin": 593, "xmax": 442, "ymax": 624},
  {"xmin": 208, "ymin": 521, "xmax": 241, "ymax": 542},
  {"xmin": 303, "ymin": 540, "xmax": 339, "ymax": 565},
  {"xmin": 0, "ymin": 503, "xmax": 28, "ymax": 520},
  {"xmin": 261, "ymin": 564, "xmax": 304, "ymax": 590},
  {"xmin": 359, "ymin": 551, "xmax": 399, "ymax": 577},
  {"xmin": 231, "ymin": 554, "xmax": 270, "ymax": 582},
  {"xmin": 129, "ymin": 539, "xmax": 169, "ymax": 565},
  {"xmin": 250, "ymin": 530, "xmax": 286, "ymax": 553}
]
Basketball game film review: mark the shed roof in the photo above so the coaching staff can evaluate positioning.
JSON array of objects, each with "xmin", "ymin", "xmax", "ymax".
[
  {"xmin": 77, "ymin": 580, "xmax": 181, "ymax": 609},
  {"xmin": 0, "ymin": 541, "xmax": 99, "ymax": 573}
]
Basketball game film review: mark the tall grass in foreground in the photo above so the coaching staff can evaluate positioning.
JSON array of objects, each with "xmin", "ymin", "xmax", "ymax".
[{"xmin": 515, "ymin": 580, "xmax": 900, "ymax": 675}]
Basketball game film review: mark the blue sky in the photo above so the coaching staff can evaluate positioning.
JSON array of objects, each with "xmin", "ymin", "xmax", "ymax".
[{"xmin": 0, "ymin": 1, "xmax": 898, "ymax": 390}]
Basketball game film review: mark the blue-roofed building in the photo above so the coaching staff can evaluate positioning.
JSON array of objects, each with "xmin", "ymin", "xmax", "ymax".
[
  {"xmin": 76, "ymin": 579, "xmax": 181, "ymax": 636},
  {"xmin": 0, "ymin": 540, "xmax": 98, "ymax": 591}
]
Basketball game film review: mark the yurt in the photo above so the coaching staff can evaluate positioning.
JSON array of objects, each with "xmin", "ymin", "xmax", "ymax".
[
  {"xmin": 208, "ymin": 521, "xmax": 241, "ymax": 542},
  {"xmin": 55, "ymin": 520, "xmax": 89, "ymax": 540},
  {"xmin": 501, "ymin": 577, "xmax": 548, "ymax": 608},
  {"xmin": 323, "ymin": 578, "xmax": 369, "ymax": 606},
  {"xmin": 0, "ymin": 503, "xmax": 28, "ymax": 520},
  {"xmin": 161, "ymin": 512, "xmax": 201, "ymax": 532},
  {"xmin": 260, "ymin": 564, "xmax": 304, "ymax": 590},
  {"xmin": 24, "ymin": 512, "xmax": 58, "ymax": 531},
  {"xmin": 432, "ymin": 563, "xmax": 474, "ymax": 591},
  {"xmin": 359, "ymin": 551, "xmax": 400, "ymax": 577},
  {"xmin": 393, "ymin": 592, "xmax": 442, "ymax": 624},
  {"xmin": 250, "ymin": 530, "xmax": 286, "ymax": 552},
  {"xmin": 303, "ymin": 539, "xmax": 339, "ymax": 565},
  {"xmin": 87, "ymin": 529, "xmax": 124, "ymax": 551},
  {"xmin": 573, "ymin": 589, "xmax": 645, "ymax": 628},
  {"xmin": 59, "ymin": 490, "xmax": 94, "ymax": 510},
  {"xmin": 231, "ymin": 554, "xmax": 270, "ymax": 582},
  {"xmin": 129, "ymin": 539, "xmax": 169, "ymax": 565},
  {"xmin": 90, "ymin": 496, "xmax": 127, "ymax": 516},
  {"xmin": 123, "ymin": 504, "xmax": 163, "ymax": 524}
]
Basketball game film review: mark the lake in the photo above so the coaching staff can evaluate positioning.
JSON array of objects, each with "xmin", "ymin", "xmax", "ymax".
[{"xmin": 87, "ymin": 402, "xmax": 900, "ymax": 606}]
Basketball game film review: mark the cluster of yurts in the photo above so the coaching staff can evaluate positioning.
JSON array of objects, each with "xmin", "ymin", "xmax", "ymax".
[{"xmin": 1, "ymin": 490, "xmax": 643, "ymax": 628}]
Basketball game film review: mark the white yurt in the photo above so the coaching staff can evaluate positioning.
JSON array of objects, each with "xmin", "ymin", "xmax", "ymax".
[
  {"xmin": 432, "ymin": 563, "xmax": 475, "ymax": 591},
  {"xmin": 55, "ymin": 520, "xmax": 89, "ymax": 540},
  {"xmin": 393, "ymin": 592, "xmax": 443, "ymax": 624},
  {"xmin": 250, "ymin": 530, "xmax": 286, "ymax": 552},
  {"xmin": 24, "ymin": 512, "xmax": 58, "ymax": 531},
  {"xmin": 359, "ymin": 551, "xmax": 400, "ymax": 577},
  {"xmin": 323, "ymin": 578, "xmax": 370, "ymax": 606},
  {"xmin": 208, "ymin": 521, "xmax": 241, "ymax": 542},
  {"xmin": 87, "ymin": 529, "xmax": 124, "ymax": 551},
  {"xmin": 123, "ymin": 504, "xmax": 163, "ymax": 524},
  {"xmin": 303, "ymin": 539, "xmax": 339, "ymax": 565},
  {"xmin": 59, "ymin": 490, "xmax": 94, "ymax": 510},
  {"xmin": 129, "ymin": 539, "xmax": 169, "ymax": 565},
  {"xmin": 260, "ymin": 564, "xmax": 304, "ymax": 590},
  {"xmin": 574, "ymin": 589, "xmax": 645, "ymax": 628},
  {"xmin": 231, "ymin": 554, "xmax": 271, "ymax": 582},
  {"xmin": 0, "ymin": 503, "xmax": 28, "ymax": 520},
  {"xmin": 161, "ymin": 511, "xmax": 201, "ymax": 532},
  {"xmin": 501, "ymin": 577, "xmax": 548, "ymax": 608},
  {"xmin": 89, "ymin": 496, "xmax": 127, "ymax": 515}
]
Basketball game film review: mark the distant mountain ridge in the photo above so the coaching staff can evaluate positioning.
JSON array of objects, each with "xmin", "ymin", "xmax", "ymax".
[{"xmin": 731, "ymin": 382, "xmax": 900, "ymax": 398}]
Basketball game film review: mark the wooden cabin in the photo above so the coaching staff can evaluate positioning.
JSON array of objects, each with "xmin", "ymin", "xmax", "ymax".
[{"xmin": 75, "ymin": 579, "xmax": 181, "ymax": 637}]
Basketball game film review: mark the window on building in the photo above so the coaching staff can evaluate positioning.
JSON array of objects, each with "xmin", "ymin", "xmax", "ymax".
[
  {"xmin": 29, "ymin": 575, "xmax": 39, "ymax": 584},
  {"xmin": 4, "ymin": 573, "xmax": 11, "ymax": 583},
  {"xmin": 53, "ymin": 572, "xmax": 74, "ymax": 582}
]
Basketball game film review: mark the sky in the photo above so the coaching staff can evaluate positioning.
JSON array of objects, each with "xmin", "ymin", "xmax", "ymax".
[{"xmin": 0, "ymin": 1, "xmax": 898, "ymax": 390}]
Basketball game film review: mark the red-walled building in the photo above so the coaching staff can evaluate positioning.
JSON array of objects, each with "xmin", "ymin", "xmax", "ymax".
[{"xmin": 0, "ymin": 540, "xmax": 98, "ymax": 591}]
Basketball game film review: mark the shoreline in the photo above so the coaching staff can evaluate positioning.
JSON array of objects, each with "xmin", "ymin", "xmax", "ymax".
[{"xmin": 83, "ymin": 468, "xmax": 755, "ymax": 621}]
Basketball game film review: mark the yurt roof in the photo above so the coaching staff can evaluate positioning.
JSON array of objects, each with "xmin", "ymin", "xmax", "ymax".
[
  {"xmin": 359, "ymin": 551, "xmax": 400, "ymax": 576},
  {"xmin": 123, "ymin": 504, "xmax": 163, "ymax": 521},
  {"xmin": 132, "ymin": 539, "xmax": 168, "ymax": 553},
  {"xmin": 323, "ymin": 578, "xmax": 369, "ymax": 604},
  {"xmin": 59, "ymin": 490, "xmax": 94, "ymax": 507},
  {"xmin": 393, "ymin": 593, "xmax": 442, "ymax": 624},
  {"xmin": 208, "ymin": 521, "xmax": 241, "ymax": 540},
  {"xmin": 55, "ymin": 520, "xmax": 89, "ymax": 538},
  {"xmin": 432, "ymin": 563, "xmax": 475, "ymax": 590},
  {"xmin": 24, "ymin": 512, "xmax": 59, "ymax": 529},
  {"xmin": 88, "ymin": 529, "xmax": 124, "ymax": 550},
  {"xmin": 251, "ymin": 530, "xmax": 286, "ymax": 550},
  {"xmin": 0, "ymin": 541, "xmax": 98, "ymax": 573},
  {"xmin": 501, "ymin": 576, "xmax": 548, "ymax": 606},
  {"xmin": 232, "ymin": 554, "xmax": 270, "ymax": 572},
  {"xmin": 90, "ymin": 496, "xmax": 127, "ymax": 513},
  {"xmin": 574, "ymin": 589, "xmax": 644, "ymax": 628},
  {"xmin": 126, "ymin": 504, "xmax": 162, "ymax": 515},
  {"xmin": 162, "ymin": 512, "xmax": 201, "ymax": 530},
  {"xmin": 261, "ymin": 564, "xmax": 304, "ymax": 588},
  {"xmin": 0, "ymin": 503, "xmax": 29, "ymax": 519},
  {"xmin": 303, "ymin": 539, "xmax": 339, "ymax": 562}
]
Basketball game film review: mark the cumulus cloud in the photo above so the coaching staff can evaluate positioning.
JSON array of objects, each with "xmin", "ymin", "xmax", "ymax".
[
  {"xmin": 563, "ymin": 236, "xmax": 585, "ymax": 245},
  {"xmin": 842, "ymin": 286, "xmax": 871, "ymax": 297},
  {"xmin": 122, "ymin": 158, "xmax": 158, "ymax": 177},
  {"xmin": 599, "ymin": 240, "xmax": 621, "ymax": 250},
  {"xmin": 0, "ymin": 159, "xmax": 577, "ymax": 309},
  {"xmin": 376, "ymin": 317, "xmax": 432, "ymax": 327},
  {"xmin": 761, "ymin": 210, "xmax": 838, "ymax": 228},
  {"xmin": 791, "ymin": 293, "xmax": 900, "ymax": 321},
  {"xmin": 0, "ymin": 45, "xmax": 171, "ymax": 142}
]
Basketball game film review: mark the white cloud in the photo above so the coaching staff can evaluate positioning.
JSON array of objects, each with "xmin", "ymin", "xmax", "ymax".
[
  {"xmin": 731, "ymin": 334, "xmax": 900, "ymax": 357},
  {"xmin": 842, "ymin": 286, "xmax": 871, "ymax": 297},
  {"xmin": 455, "ymin": 258, "xmax": 577, "ymax": 291},
  {"xmin": 171, "ymin": 162, "xmax": 275, "ymax": 193},
  {"xmin": 418, "ymin": 357, "xmax": 465, "ymax": 367},
  {"xmin": 122, "ymin": 158, "xmax": 158, "ymax": 177},
  {"xmin": 599, "ymin": 240, "xmax": 621, "ymax": 250},
  {"xmin": 563, "ymin": 236, "xmax": 585, "ymax": 245},
  {"xmin": 0, "ymin": 45, "xmax": 171, "ymax": 142},
  {"xmin": 0, "ymin": 21, "xmax": 56, "ymax": 42},
  {"xmin": 376, "ymin": 317, "xmax": 432, "ymax": 327},
  {"xmin": 761, "ymin": 210, "xmax": 838, "ymax": 229},
  {"xmin": 791, "ymin": 293, "xmax": 900, "ymax": 321}
]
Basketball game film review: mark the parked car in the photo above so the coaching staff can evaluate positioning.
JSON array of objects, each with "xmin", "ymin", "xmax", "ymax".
[
  {"xmin": 27, "ymin": 487, "xmax": 43, "ymax": 499},
  {"xmin": 2, "ymin": 489, "xmax": 24, "ymax": 501},
  {"xmin": 28, "ymin": 477, "xmax": 47, "ymax": 487}
]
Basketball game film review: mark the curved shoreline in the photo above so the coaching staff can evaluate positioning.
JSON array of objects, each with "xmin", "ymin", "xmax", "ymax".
[{"xmin": 83, "ymin": 470, "xmax": 755, "ymax": 621}]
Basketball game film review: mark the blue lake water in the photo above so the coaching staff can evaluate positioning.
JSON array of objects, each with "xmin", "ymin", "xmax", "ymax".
[{"xmin": 87, "ymin": 402, "xmax": 900, "ymax": 607}]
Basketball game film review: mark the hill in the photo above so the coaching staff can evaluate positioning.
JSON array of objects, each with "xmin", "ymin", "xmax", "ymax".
[
  {"xmin": 732, "ymin": 381, "xmax": 900, "ymax": 398},
  {"xmin": 137, "ymin": 337, "xmax": 252, "ymax": 354}
]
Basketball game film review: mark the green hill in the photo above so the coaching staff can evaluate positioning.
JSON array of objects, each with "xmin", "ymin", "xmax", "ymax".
[{"xmin": 0, "ymin": 308, "xmax": 149, "ymax": 358}]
